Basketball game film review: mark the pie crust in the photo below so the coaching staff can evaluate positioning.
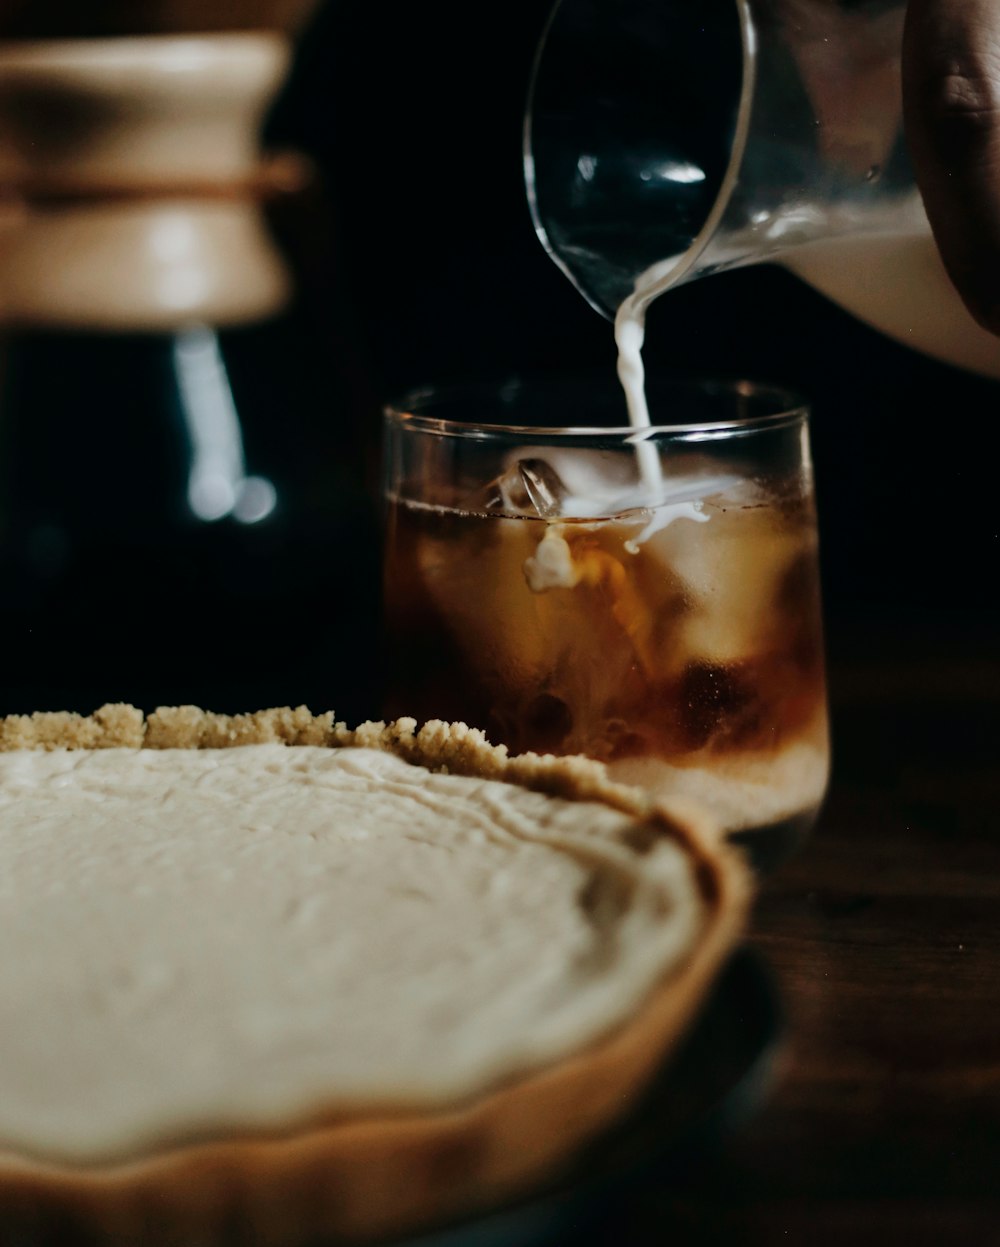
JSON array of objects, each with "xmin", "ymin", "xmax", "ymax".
[{"xmin": 0, "ymin": 705, "xmax": 749, "ymax": 1245}]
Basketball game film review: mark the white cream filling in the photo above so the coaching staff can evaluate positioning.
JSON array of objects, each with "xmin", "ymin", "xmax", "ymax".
[{"xmin": 0, "ymin": 745, "xmax": 703, "ymax": 1166}]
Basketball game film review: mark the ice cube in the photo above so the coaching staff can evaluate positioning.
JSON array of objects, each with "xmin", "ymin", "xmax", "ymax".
[
  {"xmin": 649, "ymin": 485, "xmax": 810, "ymax": 665},
  {"xmin": 466, "ymin": 458, "xmax": 567, "ymax": 518},
  {"xmin": 517, "ymin": 459, "xmax": 566, "ymax": 517}
]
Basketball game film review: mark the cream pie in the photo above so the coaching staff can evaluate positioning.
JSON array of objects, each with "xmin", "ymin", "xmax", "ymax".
[{"xmin": 0, "ymin": 705, "xmax": 748, "ymax": 1244}]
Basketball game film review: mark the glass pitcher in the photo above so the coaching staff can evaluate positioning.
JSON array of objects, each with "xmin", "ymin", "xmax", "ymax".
[{"xmin": 524, "ymin": 0, "xmax": 1000, "ymax": 378}]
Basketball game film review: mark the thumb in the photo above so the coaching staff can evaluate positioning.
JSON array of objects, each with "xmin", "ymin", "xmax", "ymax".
[{"xmin": 903, "ymin": 0, "xmax": 1000, "ymax": 334}]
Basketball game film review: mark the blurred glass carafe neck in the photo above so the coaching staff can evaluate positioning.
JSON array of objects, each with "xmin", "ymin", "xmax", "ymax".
[{"xmin": 525, "ymin": 0, "xmax": 1000, "ymax": 378}]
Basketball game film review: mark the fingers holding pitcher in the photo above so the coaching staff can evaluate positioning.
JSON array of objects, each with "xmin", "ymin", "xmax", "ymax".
[{"xmin": 904, "ymin": 0, "xmax": 1000, "ymax": 335}]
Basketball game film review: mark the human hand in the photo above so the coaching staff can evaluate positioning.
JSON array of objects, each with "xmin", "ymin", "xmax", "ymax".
[{"xmin": 904, "ymin": 0, "xmax": 1000, "ymax": 334}]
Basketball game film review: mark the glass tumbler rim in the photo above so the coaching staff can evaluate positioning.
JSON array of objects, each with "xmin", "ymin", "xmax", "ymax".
[{"xmin": 382, "ymin": 373, "xmax": 809, "ymax": 442}]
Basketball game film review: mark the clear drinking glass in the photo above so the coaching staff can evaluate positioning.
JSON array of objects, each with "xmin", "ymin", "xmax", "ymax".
[{"xmin": 382, "ymin": 376, "xmax": 829, "ymax": 870}]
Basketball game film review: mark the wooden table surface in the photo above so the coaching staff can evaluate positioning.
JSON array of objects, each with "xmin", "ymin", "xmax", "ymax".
[{"xmin": 589, "ymin": 615, "xmax": 1000, "ymax": 1246}]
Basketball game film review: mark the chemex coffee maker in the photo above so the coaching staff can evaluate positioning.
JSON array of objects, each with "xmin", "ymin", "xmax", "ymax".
[
  {"xmin": 0, "ymin": 1, "xmax": 380, "ymax": 720},
  {"xmin": 0, "ymin": 0, "xmax": 332, "ymax": 538}
]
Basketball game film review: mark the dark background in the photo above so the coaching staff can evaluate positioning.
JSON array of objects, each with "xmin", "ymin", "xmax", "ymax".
[{"xmin": 1, "ymin": 0, "xmax": 997, "ymax": 719}]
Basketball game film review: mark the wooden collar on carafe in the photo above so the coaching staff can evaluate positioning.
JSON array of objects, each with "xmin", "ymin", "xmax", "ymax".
[{"xmin": 0, "ymin": 33, "xmax": 300, "ymax": 330}]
